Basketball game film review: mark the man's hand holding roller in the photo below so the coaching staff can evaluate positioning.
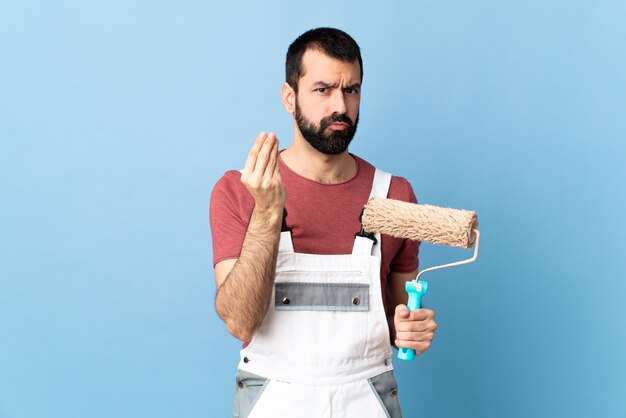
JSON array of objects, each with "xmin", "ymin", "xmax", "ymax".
[
  {"xmin": 387, "ymin": 272, "xmax": 438, "ymax": 355},
  {"xmin": 215, "ymin": 132, "xmax": 286, "ymax": 342},
  {"xmin": 394, "ymin": 305, "xmax": 438, "ymax": 356}
]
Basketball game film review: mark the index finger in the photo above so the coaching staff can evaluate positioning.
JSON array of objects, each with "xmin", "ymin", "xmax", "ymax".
[{"xmin": 399, "ymin": 308, "xmax": 434, "ymax": 322}]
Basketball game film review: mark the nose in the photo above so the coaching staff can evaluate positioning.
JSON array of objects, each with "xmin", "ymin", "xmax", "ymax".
[{"xmin": 331, "ymin": 89, "xmax": 347, "ymax": 115}]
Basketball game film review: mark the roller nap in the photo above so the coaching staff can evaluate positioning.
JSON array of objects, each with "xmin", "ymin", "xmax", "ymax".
[{"xmin": 362, "ymin": 198, "xmax": 478, "ymax": 248}]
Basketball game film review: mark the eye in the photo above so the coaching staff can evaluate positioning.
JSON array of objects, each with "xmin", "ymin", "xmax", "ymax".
[
  {"xmin": 344, "ymin": 88, "xmax": 359, "ymax": 95},
  {"xmin": 316, "ymin": 87, "xmax": 327, "ymax": 94}
]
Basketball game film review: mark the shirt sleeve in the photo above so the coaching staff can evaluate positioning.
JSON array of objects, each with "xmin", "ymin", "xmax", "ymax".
[
  {"xmin": 209, "ymin": 171, "xmax": 254, "ymax": 267},
  {"xmin": 387, "ymin": 175, "xmax": 420, "ymax": 273}
]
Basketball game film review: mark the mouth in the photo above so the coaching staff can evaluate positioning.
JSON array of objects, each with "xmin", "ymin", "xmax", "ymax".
[{"xmin": 328, "ymin": 122, "xmax": 349, "ymax": 130}]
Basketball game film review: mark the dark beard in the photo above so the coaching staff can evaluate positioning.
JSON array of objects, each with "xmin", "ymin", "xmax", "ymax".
[{"xmin": 295, "ymin": 101, "xmax": 359, "ymax": 155}]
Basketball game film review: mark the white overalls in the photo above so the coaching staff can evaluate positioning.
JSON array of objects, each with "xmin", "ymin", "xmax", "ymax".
[{"xmin": 232, "ymin": 169, "xmax": 402, "ymax": 418}]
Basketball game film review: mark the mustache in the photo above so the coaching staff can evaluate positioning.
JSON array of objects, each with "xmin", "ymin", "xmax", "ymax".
[{"xmin": 320, "ymin": 113, "xmax": 354, "ymax": 129}]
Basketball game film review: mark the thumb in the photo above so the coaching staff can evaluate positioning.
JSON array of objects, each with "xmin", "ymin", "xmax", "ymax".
[{"xmin": 395, "ymin": 304, "xmax": 410, "ymax": 319}]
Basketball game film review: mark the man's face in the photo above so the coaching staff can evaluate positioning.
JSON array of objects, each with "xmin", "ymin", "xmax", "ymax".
[{"xmin": 293, "ymin": 49, "xmax": 361, "ymax": 155}]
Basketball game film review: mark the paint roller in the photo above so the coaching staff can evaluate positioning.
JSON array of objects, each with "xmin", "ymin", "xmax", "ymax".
[{"xmin": 361, "ymin": 197, "xmax": 480, "ymax": 361}]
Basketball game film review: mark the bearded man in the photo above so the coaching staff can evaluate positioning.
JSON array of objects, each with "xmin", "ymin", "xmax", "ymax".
[{"xmin": 210, "ymin": 27, "xmax": 437, "ymax": 418}]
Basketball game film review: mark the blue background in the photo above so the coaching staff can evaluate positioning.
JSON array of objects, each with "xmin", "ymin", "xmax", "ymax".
[{"xmin": 1, "ymin": 1, "xmax": 625, "ymax": 417}]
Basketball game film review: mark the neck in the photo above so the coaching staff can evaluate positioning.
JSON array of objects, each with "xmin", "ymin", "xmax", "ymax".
[{"xmin": 281, "ymin": 133, "xmax": 357, "ymax": 184}]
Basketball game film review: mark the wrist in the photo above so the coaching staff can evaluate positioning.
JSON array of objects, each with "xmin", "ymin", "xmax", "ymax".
[{"xmin": 251, "ymin": 205, "xmax": 283, "ymax": 229}]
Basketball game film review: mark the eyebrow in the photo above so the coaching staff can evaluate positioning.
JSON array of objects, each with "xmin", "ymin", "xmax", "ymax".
[{"xmin": 312, "ymin": 81, "xmax": 361, "ymax": 90}]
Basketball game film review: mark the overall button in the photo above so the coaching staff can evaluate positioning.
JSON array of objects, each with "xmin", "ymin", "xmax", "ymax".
[
  {"xmin": 243, "ymin": 357, "xmax": 250, "ymax": 363},
  {"xmin": 390, "ymin": 388, "xmax": 398, "ymax": 397},
  {"xmin": 385, "ymin": 358, "xmax": 391, "ymax": 366},
  {"xmin": 282, "ymin": 297, "xmax": 290, "ymax": 305},
  {"xmin": 238, "ymin": 382, "xmax": 245, "ymax": 389},
  {"xmin": 352, "ymin": 297, "xmax": 360, "ymax": 305}
]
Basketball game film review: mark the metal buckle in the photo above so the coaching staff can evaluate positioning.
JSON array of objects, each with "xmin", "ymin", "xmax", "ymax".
[
  {"xmin": 354, "ymin": 208, "xmax": 377, "ymax": 244},
  {"xmin": 281, "ymin": 207, "xmax": 291, "ymax": 232}
]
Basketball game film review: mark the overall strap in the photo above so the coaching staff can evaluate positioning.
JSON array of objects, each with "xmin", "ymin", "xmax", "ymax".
[
  {"xmin": 352, "ymin": 168, "xmax": 392, "ymax": 256},
  {"xmin": 278, "ymin": 231, "xmax": 295, "ymax": 253},
  {"xmin": 278, "ymin": 207, "xmax": 295, "ymax": 254},
  {"xmin": 369, "ymin": 169, "xmax": 392, "ymax": 201}
]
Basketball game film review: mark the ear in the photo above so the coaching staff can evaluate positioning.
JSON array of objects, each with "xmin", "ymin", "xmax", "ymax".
[{"xmin": 281, "ymin": 82, "xmax": 296, "ymax": 114}]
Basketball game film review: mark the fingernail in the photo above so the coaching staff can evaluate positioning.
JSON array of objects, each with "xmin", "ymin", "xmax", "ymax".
[{"xmin": 260, "ymin": 131, "xmax": 266, "ymax": 137}]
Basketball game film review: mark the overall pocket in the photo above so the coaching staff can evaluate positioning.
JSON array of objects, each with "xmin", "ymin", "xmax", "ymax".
[
  {"xmin": 232, "ymin": 369, "xmax": 269, "ymax": 418},
  {"xmin": 368, "ymin": 370, "xmax": 403, "ymax": 418}
]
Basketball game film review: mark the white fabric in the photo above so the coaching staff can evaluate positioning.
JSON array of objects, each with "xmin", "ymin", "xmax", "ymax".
[
  {"xmin": 277, "ymin": 231, "xmax": 294, "ymax": 253},
  {"xmin": 249, "ymin": 378, "xmax": 390, "ymax": 418},
  {"xmin": 238, "ymin": 168, "xmax": 394, "ymax": 417}
]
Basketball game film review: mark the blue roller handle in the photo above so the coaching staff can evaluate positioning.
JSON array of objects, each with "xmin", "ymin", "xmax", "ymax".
[{"xmin": 398, "ymin": 281, "xmax": 428, "ymax": 361}]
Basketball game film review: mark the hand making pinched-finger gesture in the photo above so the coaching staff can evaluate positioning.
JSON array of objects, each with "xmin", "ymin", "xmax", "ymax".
[{"xmin": 240, "ymin": 132, "xmax": 286, "ymax": 214}]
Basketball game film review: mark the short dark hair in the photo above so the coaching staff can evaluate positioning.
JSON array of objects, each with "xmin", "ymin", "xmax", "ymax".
[{"xmin": 286, "ymin": 27, "xmax": 363, "ymax": 93}]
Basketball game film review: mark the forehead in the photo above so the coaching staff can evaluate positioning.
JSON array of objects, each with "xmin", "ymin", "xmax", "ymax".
[{"xmin": 299, "ymin": 48, "xmax": 361, "ymax": 85}]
